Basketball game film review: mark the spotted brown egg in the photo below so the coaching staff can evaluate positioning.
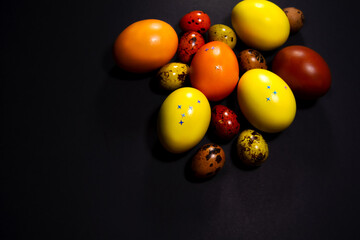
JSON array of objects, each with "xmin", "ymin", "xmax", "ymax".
[
  {"xmin": 283, "ymin": 7, "xmax": 304, "ymax": 34},
  {"xmin": 237, "ymin": 129, "xmax": 268, "ymax": 167},
  {"xmin": 238, "ymin": 49, "xmax": 267, "ymax": 73},
  {"xmin": 157, "ymin": 62, "xmax": 190, "ymax": 91},
  {"xmin": 191, "ymin": 143, "xmax": 225, "ymax": 178}
]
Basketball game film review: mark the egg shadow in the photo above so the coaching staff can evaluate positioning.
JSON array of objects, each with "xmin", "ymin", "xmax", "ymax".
[
  {"xmin": 102, "ymin": 44, "xmax": 157, "ymax": 81},
  {"xmin": 296, "ymin": 97, "xmax": 318, "ymax": 109},
  {"xmin": 151, "ymin": 142, "xmax": 190, "ymax": 162},
  {"xmin": 287, "ymin": 31, "xmax": 305, "ymax": 46},
  {"xmin": 146, "ymin": 105, "xmax": 190, "ymax": 162},
  {"xmin": 108, "ymin": 65, "xmax": 156, "ymax": 81},
  {"xmin": 148, "ymin": 74, "xmax": 169, "ymax": 96},
  {"xmin": 148, "ymin": 71, "xmax": 192, "ymax": 96},
  {"xmin": 205, "ymin": 128, "xmax": 234, "ymax": 146},
  {"xmin": 183, "ymin": 152, "xmax": 218, "ymax": 183},
  {"xmin": 265, "ymin": 32, "xmax": 306, "ymax": 64}
]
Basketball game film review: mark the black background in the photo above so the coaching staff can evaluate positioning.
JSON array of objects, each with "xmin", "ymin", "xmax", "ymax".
[{"xmin": 1, "ymin": 0, "xmax": 360, "ymax": 239}]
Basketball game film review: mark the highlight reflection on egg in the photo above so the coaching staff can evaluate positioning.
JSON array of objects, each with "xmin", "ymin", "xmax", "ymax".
[
  {"xmin": 191, "ymin": 143, "xmax": 225, "ymax": 178},
  {"xmin": 157, "ymin": 87, "xmax": 211, "ymax": 153},
  {"xmin": 237, "ymin": 69, "xmax": 296, "ymax": 133}
]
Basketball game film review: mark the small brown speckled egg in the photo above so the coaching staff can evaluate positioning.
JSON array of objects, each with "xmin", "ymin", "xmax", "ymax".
[
  {"xmin": 238, "ymin": 49, "xmax": 267, "ymax": 73},
  {"xmin": 191, "ymin": 143, "xmax": 225, "ymax": 178},
  {"xmin": 208, "ymin": 24, "xmax": 237, "ymax": 49},
  {"xmin": 157, "ymin": 62, "xmax": 190, "ymax": 91},
  {"xmin": 237, "ymin": 129, "xmax": 268, "ymax": 167},
  {"xmin": 283, "ymin": 7, "xmax": 304, "ymax": 34}
]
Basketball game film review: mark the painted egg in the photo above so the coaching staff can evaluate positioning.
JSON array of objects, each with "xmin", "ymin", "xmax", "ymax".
[
  {"xmin": 157, "ymin": 62, "xmax": 190, "ymax": 91},
  {"xmin": 272, "ymin": 45, "xmax": 331, "ymax": 100},
  {"xmin": 237, "ymin": 129, "xmax": 268, "ymax": 167},
  {"xmin": 208, "ymin": 24, "xmax": 237, "ymax": 49},
  {"xmin": 157, "ymin": 87, "xmax": 211, "ymax": 153},
  {"xmin": 177, "ymin": 31, "xmax": 205, "ymax": 64},
  {"xmin": 231, "ymin": 0, "xmax": 290, "ymax": 51},
  {"xmin": 179, "ymin": 10, "xmax": 211, "ymax": 34},
  {"xmin": 190, "ymin": 41, "xmax": 239, "ymax": 102},
  {"xmin": 191, "ymin": 143, "xmax": 225, "ymax": 178},
  {"xmin": 237, "ymin": 69, "xmax": 296, "ymax": 133},
  {"xmin": 238, "ymin": 49, "xmax": 267, "ymax": 73},
  {"xmin": 113, "ymin": 19, "xmax": 178, "ymax": 73},
  {"xmin": 211, "ymin": 105, "xmax": 240, "ymax": 141}
]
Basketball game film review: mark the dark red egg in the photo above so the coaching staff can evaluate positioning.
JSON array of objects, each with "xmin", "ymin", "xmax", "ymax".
[
  {"xmin": 179, "ymin": 10, "xmax": 211, "ymax": 34},
  {"xmin": 177, "ymin": 31, "xmax": 205, "ymax": 64},
  {"xmin": 272, "ymin": 45, "xmax": 331, "ymax": 100},
  {"xmin": 211, "ymin": 105, "xmax": 240, "ymax": 141}
]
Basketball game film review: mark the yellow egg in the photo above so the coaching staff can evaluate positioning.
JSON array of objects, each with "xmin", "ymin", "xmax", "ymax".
[
  {"xmin": 231, "ymin": 0, "xmax": 290, "ymax": 51},
  {"xmin": 157, "ymin": 87, "xmax": 211, "ymax": 153},
  {"xmin": 237, "ymin": 69, "xmax": 296, "ymax": 133}
]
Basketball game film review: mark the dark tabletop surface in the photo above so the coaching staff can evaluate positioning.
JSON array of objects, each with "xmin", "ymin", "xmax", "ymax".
[{"xmin": 1, "ymin": 0, "xmax": 360, "ymax": 239}]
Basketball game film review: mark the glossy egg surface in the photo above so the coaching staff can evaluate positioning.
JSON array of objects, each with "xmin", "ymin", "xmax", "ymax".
[
  {"xmin": 190, "ymin": 41, "xmax": 239, "ymax": 102},
  {"xmin": 238, "ymin": 49, "xmax": 267, "ymax": 73},
  {"xmin": 191, "ymin": 143, "xmax": 225, "ymax": 178},
  {"xmin": 211, "ymin": 105, "xmax": 240, "ymax": 141},
  {"xmin": 272, "ymin": 45, "xmax": 331, "ymax": 100},
  {"xmin": 231, "ymin": 0, "xmax": 290, "ymax": 51},
  {"xmin": 157, "ymin": 87, "xmax": 211, "ymax": 153},
  {"xmin": 208, "ymin": 24, "xmax": 237, "ymax": 49},
  {"xmin": 179, "ymin": 10, "xmax": 211, "ymax": 34},
  {"xmin": 177, "ymin": 31, "xmax": 205, "ymax": 64},
  {"xmin": 237, "ymin": 69, "xmax": 296, "ymax": 133},
  {"xmin": 113, "ymin": 19, "xmax": 178, "ymax": 73}
]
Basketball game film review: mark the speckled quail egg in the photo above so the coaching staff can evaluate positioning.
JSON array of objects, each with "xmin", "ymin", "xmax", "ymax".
[
  {"xmin": 157, "ymin": 62, "xmax": 190, "ymax": 91},
  {"xmin": 191, "ymin": 143, "xmax": 225, "ymax": 178},
  {"xmin": 238, "ymin": 49, "xmax": 267, "ymax": 73},
  {"xmin": 283, "ymin": 7, "xmax": 304, "ymax": 34},
  {"xmin": 237, "ymin": 129, "xmax": 268, "ymax": 166},
  {"xmin": 208, "ymin": 24, "xmax": 237, "ymax": 49},
  {"xmin": 177, "ymin": 31, "xmax": 205, "ymax": 64}
]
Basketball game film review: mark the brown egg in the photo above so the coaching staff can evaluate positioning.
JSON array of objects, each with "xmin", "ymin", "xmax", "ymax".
[
  {"xmin": 191, "ymin": 143, "xmax": 225, "ymax": 178},
  {"xmin": 237, "ymin": 49, "xmax": 267, "ymax": 73},
  {"xmin": 283, "ymin": 7, "xmax": 305, "ymax": 34}
]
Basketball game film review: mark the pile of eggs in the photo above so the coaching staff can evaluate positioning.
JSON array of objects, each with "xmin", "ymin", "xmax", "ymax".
[{"xmin": 113, "ymin": 0, "xmax": 332, "ymax": 179}]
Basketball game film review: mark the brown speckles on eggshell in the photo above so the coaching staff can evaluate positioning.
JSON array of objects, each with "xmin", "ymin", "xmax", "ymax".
[
  {"xmin": 283, "ymin": 7, "xmax": 304, "ymax": 34},
  {"xmin": 238, "ymin": 49, "xmax": 267, "ymax": 73},
  {"xmin": 157, "ymin": 62, "xmax": 190, "ymax": 91},
  {"xmin": 237, "ymin": 129, "xmax": 269, "ymax": 167},
  {"xmin": 191, "ymin": 143, "xmax": 225, "ymax": 178}
]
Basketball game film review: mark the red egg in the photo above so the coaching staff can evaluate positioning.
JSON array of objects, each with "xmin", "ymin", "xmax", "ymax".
[
  {"xmin": 177, "ymin": 31, "xmax": 205, "ymax": 64},
  {"xmin": 211, "ymin": 105, "xmax": 240, "ymax": 140},
  {"xmin": 272, "ymin": 45, "xmax": 331, "ymax": 100},
  {"xmin": 179, "ymin": 10, "xmax": 211, "ymax": 34}
]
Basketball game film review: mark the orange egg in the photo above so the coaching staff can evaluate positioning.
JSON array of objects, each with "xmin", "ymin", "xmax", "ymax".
[
  {"xmin": 190, "ymin": 41, "xmax": 239, "ymax": 101},
  {"xmin": 113, "ymin": 19, "xmax": 178, "ymax": 73}
]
